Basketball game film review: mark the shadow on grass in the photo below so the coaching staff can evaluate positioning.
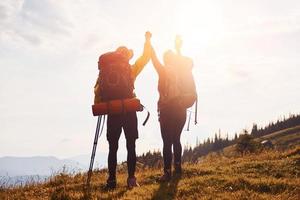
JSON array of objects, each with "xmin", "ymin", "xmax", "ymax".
[
  {"xmin": 151, "ymin": 175, "xmax": 181, "ymax": 200},
  {"xmin": 80, "ymin": 184, "xmax": 127, "ymax": 200}
]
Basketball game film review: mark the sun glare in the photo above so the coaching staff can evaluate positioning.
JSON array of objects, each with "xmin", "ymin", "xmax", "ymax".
[{"xmin": 173, "ymin": 1, "xmax": 224, "ymax": 54}]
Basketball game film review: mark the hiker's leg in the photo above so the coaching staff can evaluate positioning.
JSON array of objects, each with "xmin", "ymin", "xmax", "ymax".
[
  {"xmin": 108, "ymin": 139, "xmax": 119, "ymax": 179},
  {"xmin": 126, "ymin": 138, "xmax": 136, "ymax": 177},
  {"xmin": 107, "ymin": 115, "xmax": 122, "ymax": 180},
  {"xmin": 173, "ymin": 109, "xmax": 187, "ymax": 171},
  {"xmin": 159, "ymin": 110, "xmax": 173, "ymax": 172},
  {"xmin": 123, "ymin": 112, "xmax": 138, "ymax": 178},
  {"xmin": 173, "ymin": 133, "xmax": 182, "ymax": 170}
]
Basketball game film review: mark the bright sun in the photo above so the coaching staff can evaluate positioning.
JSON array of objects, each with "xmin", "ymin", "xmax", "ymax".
[{"xmin": 173, "ymin": 1, "xmax": 224, "ymax": 53}]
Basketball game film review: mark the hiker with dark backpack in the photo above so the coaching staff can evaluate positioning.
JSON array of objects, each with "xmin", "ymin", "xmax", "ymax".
[
  {"xmin": 150, "ymin": 36, "xmax": 197, "ymax": 181},
  {"xmin": 93, "ymin": 32, "xmax": 152, "ymax": 189}
]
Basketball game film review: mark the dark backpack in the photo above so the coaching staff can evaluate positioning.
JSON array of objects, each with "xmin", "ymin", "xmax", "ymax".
[{"xmin": 98, "ymin": 52, "xmax": 134, "ymax": 101}]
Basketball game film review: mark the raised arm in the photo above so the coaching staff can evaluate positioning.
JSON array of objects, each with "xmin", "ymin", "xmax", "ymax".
[
  {"xmin": 175, "ymin": 35, "xmax": 182, "ymax": 55},
  {"xmin": 150, "ymin": 46, "xmax": 164, "ymax": 76},
  {"xmin": 131, "ymin": 32, "xmax": 152, "ymax": 79}
]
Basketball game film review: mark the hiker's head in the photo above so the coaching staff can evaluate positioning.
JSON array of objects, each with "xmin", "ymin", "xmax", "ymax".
[
  {"xmin": 163, "ymin": 50, "xmax": 175, "ymax": 66},
  {"xmin": 116, "ymin": 46, "xmax": 134, "ymax": 60}
]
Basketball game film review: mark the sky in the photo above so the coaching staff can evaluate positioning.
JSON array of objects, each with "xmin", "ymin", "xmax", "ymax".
[{"xmin": 0, "ymin": 0, "xmax": 300, "ymax": 160}]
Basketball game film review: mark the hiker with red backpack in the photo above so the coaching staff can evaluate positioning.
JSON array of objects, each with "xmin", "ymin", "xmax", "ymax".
[
  {"xmin": 150, "ymin": 36, "xmax": 197, "ymax": 181},
  {"xmin": 93, "ymin": 32, "xmax": 152, "ymax": 189}
]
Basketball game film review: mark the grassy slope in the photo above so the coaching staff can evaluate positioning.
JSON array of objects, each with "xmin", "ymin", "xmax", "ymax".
[
  {"xmin": 223, "ymin": 125, "xmax": 300, "ymax": 156},
  {"xmin": 1, "ymin": 128, "xmax": 300, "ymax": 200},
  {"xmin": 257, "ymin": 125, "xmax": 300, "ymax": 148}
]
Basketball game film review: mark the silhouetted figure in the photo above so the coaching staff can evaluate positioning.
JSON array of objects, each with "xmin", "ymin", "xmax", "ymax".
[
  {"xmin": 94, "ymin": 32, "xmax": 152, "ymax": 189},
  {"xmin": 151, "ymin": 36, "xmax": 197, "ymax": 181}
]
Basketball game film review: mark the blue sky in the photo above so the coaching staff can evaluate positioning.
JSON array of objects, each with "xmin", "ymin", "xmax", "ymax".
[{"xmin": 0, "ymin": 0, "xmax": 300, "ymax": 159}]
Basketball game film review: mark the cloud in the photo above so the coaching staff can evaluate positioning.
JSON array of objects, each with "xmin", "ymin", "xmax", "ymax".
[
  {"xmin": 20, "ymin": 0, "xmax": 73, "ymax": 35},
  {"xmin": 245, "ymin": 14, "xmax": 300, "ymax": 36},
  {"xmin": 0, "ymin": 0, "xmax": 23, "ymax": 23},
  {"xmin": 0, "ymin": 0, "xmax": 73, "ymax": 47},
  {"xmin": 60, "ymin": 138, "xmax": 71, "ymax": 143},
  {"xmin": 1, "ymin": 0, "xmax": 300, "ymax": 158},
  {"xmin": 0, "ymin": 4, "xmax": 8, "ymax": 21}
]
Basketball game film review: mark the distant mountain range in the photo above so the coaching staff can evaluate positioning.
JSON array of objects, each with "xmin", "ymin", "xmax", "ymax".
[
  {"xmin": 0, "ymin": 156, "xmax": 83, "ymax": 186},
  {"xmin": 0, "ymin": 153, "xmax": 111, "ymax": 177},
  {"xmin": 0, "ymin": 152, "xmax": 126, "ymax": 186},
  {"xmin": 0, "ymin": 156, "xmax": 85, "ymax": 177}
]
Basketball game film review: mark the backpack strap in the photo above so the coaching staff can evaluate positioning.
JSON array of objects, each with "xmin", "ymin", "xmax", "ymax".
[
  {"xmin": 121, "ymin": 99, "xmax": 125, "ymax": 114},
  {"xmin": 106, "ymin": 102, "xmax": 110, "ymax": 114},
  {"xmin": 141, "ymin": 104, "xmax": 150, "ymax": 126},
  {"xmin": 186, "ymin": 96, "xmax": 198, "ymax": 131},
  {"xmin": 194, "ymin": 97, "xmax": 198, "ymax": 125}
]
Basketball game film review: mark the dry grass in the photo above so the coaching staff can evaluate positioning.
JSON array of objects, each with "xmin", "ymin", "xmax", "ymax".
[{"xmin": 0, "ymin": 146, "xmax": 299, "ymax": 200}]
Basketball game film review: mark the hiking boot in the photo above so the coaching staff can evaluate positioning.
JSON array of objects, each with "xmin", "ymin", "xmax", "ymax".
[
  {"xmin": 174, "ymin": 162, "xmax": 182, "ymax": 176},
  {"xmin": 105, "ymin": 177, "xmax": 116, "ymax": 190},
  {"xmin": 127, "ymin": 176, "xmax": 139, "ymax": 189},
  {"xmin": 159, "ymin": 169, "xmax": 172, "ymax": 182}
]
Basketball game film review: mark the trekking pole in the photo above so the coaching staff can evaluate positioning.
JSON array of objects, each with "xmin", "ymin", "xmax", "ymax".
[{"xmin": 86, "ymin": 115, "xmax": 102, "ymax": 193}]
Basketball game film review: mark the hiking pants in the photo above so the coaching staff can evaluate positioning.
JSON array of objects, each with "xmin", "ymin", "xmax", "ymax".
[
  {"xmin": 106, "ymin": 112, "xmax": 138, "ymax": 179},
  {"xmin": 159, "ymin": 107, "xmax": 187, "ymax": 172}
]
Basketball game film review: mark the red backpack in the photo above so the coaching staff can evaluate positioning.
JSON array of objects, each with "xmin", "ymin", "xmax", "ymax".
[{"xmin": 97, "ymin": 52, "xmax": 134, "ymax": 101}]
